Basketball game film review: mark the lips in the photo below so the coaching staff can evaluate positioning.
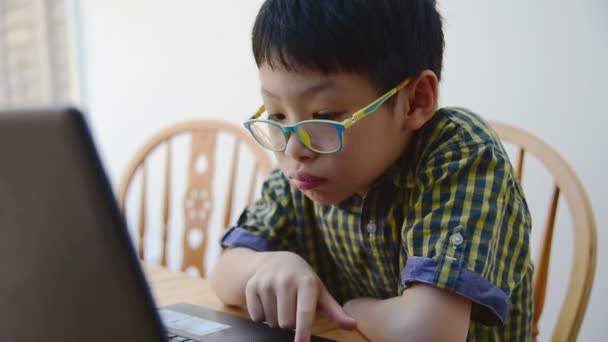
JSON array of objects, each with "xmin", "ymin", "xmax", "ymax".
[{"xmin": 290, "ymin": 172, "xmax": 327, "ymax": 190}]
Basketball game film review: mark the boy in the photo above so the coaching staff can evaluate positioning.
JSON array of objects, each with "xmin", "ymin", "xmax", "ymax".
[{"xmin": 209, "ymin": 1, "xmax": 533, "ymax": 341}]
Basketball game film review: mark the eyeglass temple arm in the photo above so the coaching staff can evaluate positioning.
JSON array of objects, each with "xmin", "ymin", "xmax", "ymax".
[
  {"xmin": 250, "ymin": 78, "xmax": 409, "ymax": 125},
  {"xmin": 250, "ymin": 105, "xmax": 266, "ymax": 120},
  {"xmin": 342, "ymin": 78, "xmax": 411, "ymax": 129}
]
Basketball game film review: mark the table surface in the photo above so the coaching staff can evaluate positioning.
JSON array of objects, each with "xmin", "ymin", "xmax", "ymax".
[{"xmin": 144, "ymin": 263, "xmax": 367, "ymax": 341}]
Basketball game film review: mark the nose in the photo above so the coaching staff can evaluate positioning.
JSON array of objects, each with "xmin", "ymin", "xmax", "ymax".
[{"xmin": 283, "ymin": 133, "xmax": 317, "ymax": 162}]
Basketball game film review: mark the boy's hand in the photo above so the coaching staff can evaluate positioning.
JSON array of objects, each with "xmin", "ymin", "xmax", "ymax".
[{"xmin": 244, "ymin": 251, "xmax": 357, "ymax": 341}]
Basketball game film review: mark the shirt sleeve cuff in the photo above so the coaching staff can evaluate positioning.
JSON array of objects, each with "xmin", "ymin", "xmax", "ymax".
[
  {"xmin": 400, "ymin": 256, "xmax": 509, "ymax": 326},
  {"xmin": 220, "ymin": 227, "xmax": 275, "ymax": 252}
]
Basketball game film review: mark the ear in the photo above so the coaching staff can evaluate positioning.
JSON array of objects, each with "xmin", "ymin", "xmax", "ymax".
[{"xmin": 402, "ymin": 70, "xmax": 439, "ymax": 131}]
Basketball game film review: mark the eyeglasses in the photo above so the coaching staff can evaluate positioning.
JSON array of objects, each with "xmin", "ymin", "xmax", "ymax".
[{"xmin": 243, "ymin": 78, "xmax": 410, "ymax": 154}]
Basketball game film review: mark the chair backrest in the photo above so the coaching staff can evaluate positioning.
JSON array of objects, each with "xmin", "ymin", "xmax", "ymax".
[
  {"xmin": 118, "ymin": 119, "xmax": 273, "ymax": 277},
  {"xmin": 490, "ymin": 121, "xmax": 597, "ymax": 342}
]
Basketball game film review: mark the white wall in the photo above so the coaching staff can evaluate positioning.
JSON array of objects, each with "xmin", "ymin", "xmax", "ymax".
[{"xmin": 79, "ymin": 1, "xmax": 607, "ymax": 340}]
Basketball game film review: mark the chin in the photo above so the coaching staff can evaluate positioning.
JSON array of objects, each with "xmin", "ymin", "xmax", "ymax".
[{"xmin": 302, "ymin": 189, "xmax": 348, "ymax": 206}]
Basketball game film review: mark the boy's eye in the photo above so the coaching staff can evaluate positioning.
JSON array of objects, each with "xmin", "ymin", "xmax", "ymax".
[
  {"xmin": 314, "ymin": 112, "xmax": 343, "ymax": 121},
  {"xmin": 267, "ymin": 113, "xmax": 286, "ymax": 122}
]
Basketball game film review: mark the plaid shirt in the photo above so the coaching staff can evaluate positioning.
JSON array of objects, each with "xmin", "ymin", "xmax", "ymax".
[{"xmin": 222, "ymin": 107, "xmax": 533, "ymax": 341}]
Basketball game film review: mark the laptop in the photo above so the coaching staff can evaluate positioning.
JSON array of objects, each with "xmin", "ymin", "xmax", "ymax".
[{"xmin": 0, "ymin": 107, "xmax": 336, "ymax": 341}]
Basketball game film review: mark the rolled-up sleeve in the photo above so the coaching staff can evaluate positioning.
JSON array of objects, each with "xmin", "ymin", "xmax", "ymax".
[
  {"xmin": 221, "ymin": 169, "xmax": 300, "ymax": 253},
  {"xmin": 400, "ymin": 141, "xmax": 531, "ymax": 326}
]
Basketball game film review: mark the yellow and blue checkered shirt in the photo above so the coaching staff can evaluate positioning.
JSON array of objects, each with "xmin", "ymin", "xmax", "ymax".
[{"xmin": 222, "ymin": 107, "xmax": 533, "ymax": 341}]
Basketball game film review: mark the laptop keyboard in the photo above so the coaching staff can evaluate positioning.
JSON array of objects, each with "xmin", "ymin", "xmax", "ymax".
[{"xmin": 166, "ymin": 333, "xmax": 200, "ymax": 342}]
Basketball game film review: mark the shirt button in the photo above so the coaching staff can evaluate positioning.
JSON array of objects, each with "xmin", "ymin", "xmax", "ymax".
[
  {"xmin": 450, "ymin": 232, "xmax": 464, "ymax": 246},
  {"xmin": 366, "ymin": 221, "xmax": 377, "ymax": 234}
]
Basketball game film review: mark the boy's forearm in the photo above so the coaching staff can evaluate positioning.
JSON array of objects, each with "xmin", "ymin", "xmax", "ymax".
[
  {"xmin": 208, "ymin": 247, "xmax": 271, "ymax": 307},
  {"xmin": 344, "ymin": 296, "xmax": 412, "ymax": 341},
  {"xmin": 344, "ymin": 285, "xmax": 471, "ymax": 342},
  {"xmin": 345, "ymin": 297, "xmax": 452, "ymax": 342}
]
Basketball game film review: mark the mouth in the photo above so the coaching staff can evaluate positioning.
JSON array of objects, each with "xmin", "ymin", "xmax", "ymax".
[{"xmin": 289, "ymin": 172, "xmax": 327, "ymax": 190}]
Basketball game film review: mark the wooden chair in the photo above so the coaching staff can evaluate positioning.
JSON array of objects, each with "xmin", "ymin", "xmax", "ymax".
[
  {"xmin": 490, "ymin": 121, "xmax": 597, "ymax": 342},
  {"xmin": 118, "ymin": 119, "xmax": 273, "ymax": 277}
]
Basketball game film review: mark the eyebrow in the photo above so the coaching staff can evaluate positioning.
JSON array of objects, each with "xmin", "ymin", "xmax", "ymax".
[{"xmin": 261, "ymin": 81, "xmax": 336, "ymax": 99}]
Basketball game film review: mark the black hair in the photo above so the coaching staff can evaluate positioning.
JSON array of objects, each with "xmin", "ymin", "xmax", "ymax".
[{"xmin": 252, "ymin": 0, "xmax": 444, "ymax": 95}]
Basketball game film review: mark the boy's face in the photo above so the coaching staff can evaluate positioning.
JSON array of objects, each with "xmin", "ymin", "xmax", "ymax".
[{"xmin": 259, "ymin": 63, "xmax": 414, "ymax": 205}]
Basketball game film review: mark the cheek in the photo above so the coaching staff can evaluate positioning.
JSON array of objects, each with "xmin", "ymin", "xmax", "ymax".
[
  {"xmin": 273, "ymin": 154, "xmax": 292, "ymax": 177},
  {"xmin": 323, "ymin": 152, "xmax": 361, "ymax": 182},
  {"xmin": 340, "ymin": 128, "xmax": 365, "ymax": 156},
  {"xmin": 337, "ymin": 125, "xmax": 399, "ymax": 177},
  {"xmin": 274, "ymin": 151, "xmax": 288, "ymax": 166},
  {"xmin": 345, "ymin": 115, "xmax": 389, "ymax": 147},
  {"xmin": 341, "ymin": 128, "xmax": 378, "ymax": 163}
]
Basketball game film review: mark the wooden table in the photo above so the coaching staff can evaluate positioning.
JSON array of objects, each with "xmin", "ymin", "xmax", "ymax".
[{"xmin": 144, "ymin": 263, "xmax": 367, "ymax": 341}]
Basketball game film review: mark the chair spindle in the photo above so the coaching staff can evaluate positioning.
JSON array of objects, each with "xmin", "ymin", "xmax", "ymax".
[
  {"xmin": 223, "ymin": 139, "xmax": 241, "ymax": 230},
  {"xmin": 247, "ymin": 162, "xmax": 259, "ymax": 207},
  {"xmin": 516, "ymin": 147, "xmax": 525, "ymax": 181},
  {"xmin": 138, "ymin": 162, "xmax": 148, "ymax": 260},
  {"xmin": 532, "ymin": 185, "xmax": 561, "ymax": 340},
  {"xmin": 161, "ymin": 140, "xmax": 172, "ymax": 266}
]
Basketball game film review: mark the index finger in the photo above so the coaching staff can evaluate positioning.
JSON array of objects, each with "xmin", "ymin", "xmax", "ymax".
[{"xmin": 294, "ymin": 280, "xmax": 319, "ymax": 342}]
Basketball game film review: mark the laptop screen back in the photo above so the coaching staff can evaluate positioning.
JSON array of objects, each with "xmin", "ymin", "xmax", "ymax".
[{"xmin": 0, "ymin": 108, "xmax": 164, "ymax": 340}]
